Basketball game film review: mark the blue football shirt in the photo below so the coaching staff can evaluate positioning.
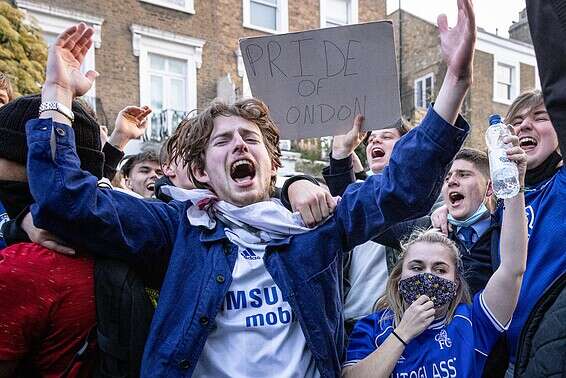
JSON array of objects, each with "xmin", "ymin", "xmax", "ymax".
[
  {"xmin": 499, "ymin": 167, "xmax": 566, "ymax": 363},
  {"xmin": 345, "ymin": 292, "xmax": 506, "ymax": 378}
]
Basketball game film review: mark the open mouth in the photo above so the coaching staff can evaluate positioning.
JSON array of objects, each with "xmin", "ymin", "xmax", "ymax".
[
  {"xmin": 371, "ymin": 147, "xmax": 385, "ymax": 159},
  {"xmin": 146, "ymin": 182, "xmax": 155, "ymax": 191},
  {"xmin": 230, "ymin": 159, "xmax": 256, "ymax": 184},
  {"xmin": 448, "ymin": 192, "xmax": 465, "ymax": 206},
  {"xmin": 519, "ymin": 136, "xmax": 538, "ymax": 152}
]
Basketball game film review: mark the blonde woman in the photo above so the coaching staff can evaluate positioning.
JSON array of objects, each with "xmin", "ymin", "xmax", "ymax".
[{"xmin": 342, "ymin": 139, "xmax": 527, "ymax": 378}]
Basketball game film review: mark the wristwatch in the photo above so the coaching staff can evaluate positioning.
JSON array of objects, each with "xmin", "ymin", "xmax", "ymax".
[{"xmin": 39, "ymin": 101, "xmax": 75, "ymax": 122}]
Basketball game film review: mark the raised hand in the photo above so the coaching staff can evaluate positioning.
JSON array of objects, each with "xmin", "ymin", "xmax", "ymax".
[
  {"xmin": 332, "ymin": 115, "xmax": 366, "ymax": 159},
  {"xmin": 108, "ymin": 106, "xmax": 152, "ymax": 150},
  {"xmin": 44, "ymin": 23, "xmax": 98, "ymax": 98},
  {"xmin": 433, "ymin": 0, "xmax": 476, "ymax": 125},
  {"xmin": 438, "ymin": 0, "xmax": 476, "ymax": 82}
]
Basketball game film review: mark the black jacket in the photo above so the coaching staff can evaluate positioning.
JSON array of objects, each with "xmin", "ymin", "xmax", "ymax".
[
  {"xmin": 448, "ymin": 218, "xmax": 500, "ymax": 295},
  {"xmin": 514, "ymin": 272, "xmax": 566, "ymax": 377}
]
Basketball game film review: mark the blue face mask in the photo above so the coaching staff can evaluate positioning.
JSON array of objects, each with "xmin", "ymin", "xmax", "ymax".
[{"xmin": 447, "ymin": 202, "xmax": 490, "ymax": 228}]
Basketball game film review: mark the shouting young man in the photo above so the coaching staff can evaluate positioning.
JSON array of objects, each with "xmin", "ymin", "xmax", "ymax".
[
  {"xmin": 25, "ymin": 1, "xmax": 475, "ymax": 375},
  {"xmin": 121, "ymin": 150, "xmax": 162, "ymax": 199}
]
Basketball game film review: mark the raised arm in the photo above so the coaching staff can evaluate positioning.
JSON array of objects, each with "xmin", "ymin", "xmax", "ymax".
[
  {"xmin": 102, "ymin": 105, "xmax": 152, "ymax": 180},
  {"xmin": 323, "ymin": 115, "xmax": 366, "ymax": 197},
  {"xmin": 27, "ymin": 23, "xmax": 180, "ymax": 262},
  {"xmin": 482, "ymin": 137, "xmax": 528, "ymax": 326},
  {"xmin": 28, "ymin": 118, "xmax": 181, "ymax": 262},
  {"xmin": 334, "ymin": 0, "xmax": 474, "ymax": 252},
  {"xmin": 108, "ymin": 105, "xmax": 152, "ymax": 150},
  {"xmin": 433, "ymin": 0, "xmax": 475, "ymax": 125}
]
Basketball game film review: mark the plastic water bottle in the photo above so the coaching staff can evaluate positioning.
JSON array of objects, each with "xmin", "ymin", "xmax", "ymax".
[{"xmin": 485, "ymin": 114, "xmax": 520, "ymax": 198}]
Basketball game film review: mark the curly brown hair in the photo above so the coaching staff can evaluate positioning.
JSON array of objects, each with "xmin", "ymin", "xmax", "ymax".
[{"xmin": 168, "ymin": 98, "xmax": 282, "ymax": 194}]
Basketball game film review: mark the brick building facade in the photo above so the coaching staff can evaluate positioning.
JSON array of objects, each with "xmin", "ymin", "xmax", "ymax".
[
  {"xmin": 14, "ymin": 0, "xmax": 385, "ymax": 153},
  {"xmin": 14, "ymin": 0, "xmax": 536, "ymax": 155},
  {"xmin": 390, "ymin": 9, "xmax": 539, "ymax": 148}
]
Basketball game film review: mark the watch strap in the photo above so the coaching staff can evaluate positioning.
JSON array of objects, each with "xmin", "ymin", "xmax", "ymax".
[{"xmin": 39, "ymin": 101, "xmax": 75, "ymax": 122}]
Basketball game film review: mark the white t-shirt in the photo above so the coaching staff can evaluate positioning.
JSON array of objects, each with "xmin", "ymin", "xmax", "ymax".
[
  {"xmin": 193, "ymin": 227, "xmax": 320, "ymax": 378},
  {"xmin": 344, "ymin": 241, "xmax": 388, "ymax": 321}
]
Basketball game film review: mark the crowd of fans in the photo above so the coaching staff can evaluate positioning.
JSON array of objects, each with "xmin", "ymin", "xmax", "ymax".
[{"xmin": 0, "ymin": 0, "xmax": 565, "ymax": 377}]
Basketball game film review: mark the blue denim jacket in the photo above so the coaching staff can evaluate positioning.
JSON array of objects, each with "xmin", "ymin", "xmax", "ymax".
[{"xmin": 26, "ymin": 108, "xmax": 468, "ymax": 377}]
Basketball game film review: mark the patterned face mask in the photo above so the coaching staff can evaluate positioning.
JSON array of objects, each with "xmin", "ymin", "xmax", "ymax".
[{"xmin": 399, "ymin": 273, "xmax": 457, "ymax": 308}]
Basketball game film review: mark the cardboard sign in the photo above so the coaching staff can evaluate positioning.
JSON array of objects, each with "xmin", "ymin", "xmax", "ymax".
[{"xmin": 240, "ymin": 21, "xmax": 401, "ymax": 139}]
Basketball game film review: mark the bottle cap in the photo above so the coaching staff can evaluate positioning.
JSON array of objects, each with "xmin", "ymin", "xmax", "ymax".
[{"xmin": 488, "ymin": 114, "xmax": 502, "ymax": 126}]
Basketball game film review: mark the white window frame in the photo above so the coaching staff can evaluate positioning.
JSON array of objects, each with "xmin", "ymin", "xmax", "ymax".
[
  {"xmin": 15, "ymin": 0, "xmax": 103, "ymax": 105},
  {"xmin": 235, "ymin": 48, "xmax": 253, "ymax": 99},
  {"xmin": 131, "ymin": 24, "xmax": 205, "ymax": 139},
  {"xmin": 139, "ymin": 0, "xmax": 195, "ymax": 14},
  {"xmin": 148, "ymin": 53, "xmax": 188, "ymax": 113},
  {"xmin": 319, "ymin": 0, "xmax": 358, "ymax": 28},
  {"xmin": 414, "ymin": 73, "xmax": 434, "ymax": 109},
  {"xmin": 475, "ymin": 31, "xmax": 535, "ymax": 106},
  {"xmin": 493, "ymin": 57, "xmax": 519, "ymax": 105},
  {"xmin": 243, "ymin": 0, "xmax": 288, "ymax": 34}
]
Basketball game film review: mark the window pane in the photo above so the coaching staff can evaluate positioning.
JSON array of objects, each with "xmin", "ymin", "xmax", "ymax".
[
  {"xmin": 415, "ymin": 81, "xmax": 423, "ymax": 108},
  {"xmin": 497, "ymin": 64, "xmax": 512, "ymax": 84},
  {"xmin": 168, "ymin": 57, "xmax": 186, "ymax": 75},
  {"xmin": 496, "ymin": 83, "xmax": 511, "ymax": 100},
  {"xmin": 250, "ymin": 1, "xmax": 277, "ymax": 30},
  {"xmin": 170, "ymin": 78, "xmax": 186, "ymax": 111},
  {"xmin": 150, "ymin": 75, "xmax": 164, "ymax": 111},
  {"xmin": 496, "ymin": 63, "xmax": 514, "ymax": 100},
  {"xmin": 326, "ymin": 0, "xmax": 349, "ymax": 25},
  {"xmin": 150, "ymin": 54, "xmax": 166, "ymax": 71}
]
